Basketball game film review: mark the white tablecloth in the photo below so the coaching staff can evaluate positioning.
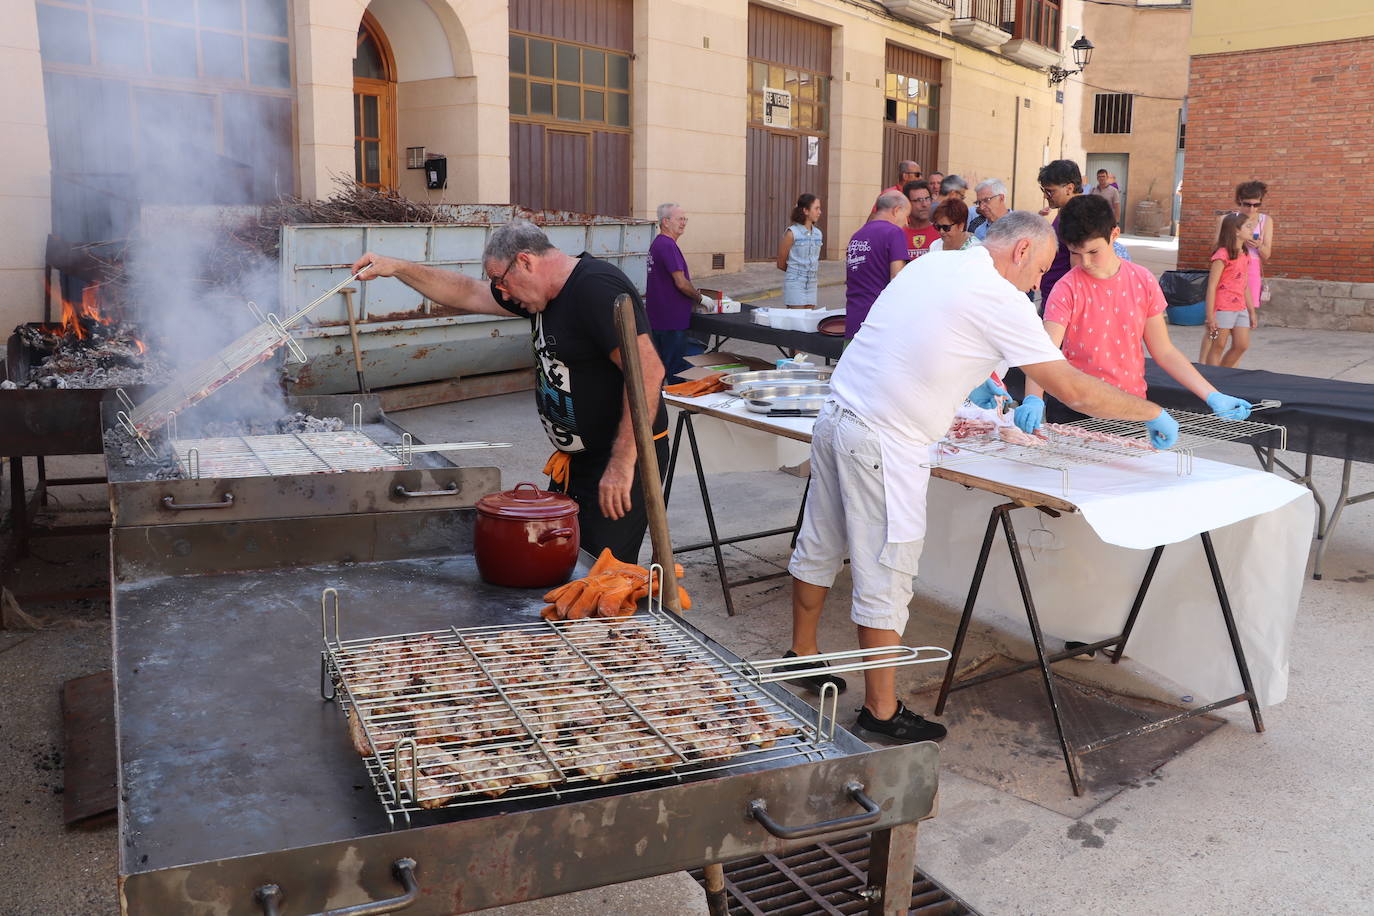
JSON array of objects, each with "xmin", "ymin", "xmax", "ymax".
[{"xmin": 665, "ymin": 395, "xmax": 1314, "ymax": 706}]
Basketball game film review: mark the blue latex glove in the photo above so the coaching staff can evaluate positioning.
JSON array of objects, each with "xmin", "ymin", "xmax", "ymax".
[
  {"xmin": 968, "ymin": 378, "xmax": 1011, "ymax": 410},
  {"xmin": 1014, "ymin": 396, "xmax": 1045, "ymax": 433},
  {"xmin": 1145, "ymin": 410, "xmax": 1180, "ymax": 449},
  {"xmin": 1206, "ymin": 391, "xmax": 1252, "ymax": 421}
]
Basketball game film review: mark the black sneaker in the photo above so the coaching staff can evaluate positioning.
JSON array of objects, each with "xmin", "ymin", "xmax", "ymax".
[
  {"xmin": 854, "ymin": 702, "xmax": 947, "ymax": 744},
  {"xmin": 1065, "ymin": 640, "xmax": 1097, "ymax": 659},
  {"xmin": 776, "ymin": 650, "xmax": 848, "ymax": 695}
]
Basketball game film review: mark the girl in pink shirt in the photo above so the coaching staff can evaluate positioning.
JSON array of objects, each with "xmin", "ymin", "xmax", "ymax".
[{"xmin": 1201, "ymin": 212, "xmax": 1256, "ymax": 368}]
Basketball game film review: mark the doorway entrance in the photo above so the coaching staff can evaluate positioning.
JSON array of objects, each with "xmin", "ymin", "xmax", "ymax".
[
  {"xmin": 354, "ymin": 11, "xmax": 397, "ymax": 191},
  {"xmin": 1085, "ymin": 152, "xmax": 1128, "ymax": 231}
]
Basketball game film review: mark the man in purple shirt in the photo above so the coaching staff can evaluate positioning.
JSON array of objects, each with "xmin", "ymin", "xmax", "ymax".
[
  {"xmin": 645, "ymin": 203, "xmax": 703, "ymax": 382},
  {"xmin": 844, "ymin": 191, "xmax": 911, "ymax": 339}
]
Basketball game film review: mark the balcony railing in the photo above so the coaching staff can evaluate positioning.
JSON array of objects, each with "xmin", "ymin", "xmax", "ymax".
[{"xmin": 953, "ymin": 0, "xmax": 1016, "ymax": 29}]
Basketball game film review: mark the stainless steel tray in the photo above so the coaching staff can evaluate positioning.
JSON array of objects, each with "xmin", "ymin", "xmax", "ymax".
[
  {"xmin": 722, "ymin": 369, "xmax": 833, "ymax": 390},
  {"xmin": 736, "ymin": 383, "xmax": 831, "ymax": 401}
]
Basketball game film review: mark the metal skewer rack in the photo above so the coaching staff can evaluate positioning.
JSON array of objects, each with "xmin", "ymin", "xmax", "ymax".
[
  {"xmin": 114, "ymin": 270, "xmax": 368, "ymax": 456},
  {"xmin": 931, "ymin": 401, "xmax": 1286, "ymax": 496},
  {"xmin": 318, "ymin": 579, "xmax": 950, "ymax": 827}
]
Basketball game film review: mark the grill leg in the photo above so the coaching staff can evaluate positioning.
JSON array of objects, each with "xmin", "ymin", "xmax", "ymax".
[
  {"xmin": 36, "ymin": 457, "xmax": 48, "ymax": 507},
  {"xmin": 701, "ymin": 863, "xmax": 729, "ymax": 916},
  {"xmin": 1109, "ymin": 545, "xmax": 1166, "ymax": 664},
  {"xmin": 1200, "ymin": 531, "xmax": 1265, "ymax": 733},
  {"xmin": 683, "ymin": 413, "xmax": 736, "ymax": 617},
  {"xmin": 1001, "ymin": 508, "xmax": 1085, "ymax": 795},
  {"xmin": 9, "ymin": 457, "xmax": 30, "ymax": 559},
  {"xmin": 934, "ymin": 503, "xmax": 1004, "ymax": 717},
  {"xmin": 866, "ymin": 822, "xmax": 919, "ymax": 915}
]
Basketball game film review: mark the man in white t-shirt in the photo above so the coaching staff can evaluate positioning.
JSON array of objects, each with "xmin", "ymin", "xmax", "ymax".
[{"xmin": 780, "ymin": 211, "xmax": 1180, "ymax": 744}]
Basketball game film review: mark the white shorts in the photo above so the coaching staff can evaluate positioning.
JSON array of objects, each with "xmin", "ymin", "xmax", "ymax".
[
  {"xmin": 1214, "ymin": 309, "xmax": 1250, "ymax": 329},
  {"xmin": 788, "ymin": 402, "xmax": 924, "ymax": 634}
]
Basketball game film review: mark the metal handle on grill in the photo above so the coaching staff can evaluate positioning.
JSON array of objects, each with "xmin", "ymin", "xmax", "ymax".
[
  {"xmin": 537, "ymin": 527, "xmax": 576, "ymax": 544},
  {"xmin": 747, "ymin": 645, "xmax": 952, "ymax": 683},
  {"xmin": 392, "ymin": 481, "xmax": 459, "ymax": 499},
  {"xmin": 161, "ymin": 493, "xmax": 235, "ymax": 510},
  {"xmin": 748, "ymin": 781, "xmax": 881, "ymax": 840},
  {"xmin": 254, "ymin": 857, "xmax": 419, "ymax": 915}
]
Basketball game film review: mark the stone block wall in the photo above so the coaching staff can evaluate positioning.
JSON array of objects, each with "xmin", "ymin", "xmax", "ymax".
[{"xmin": 1264, "ymin": 278, "xmax": 1374, "ymax": 332}]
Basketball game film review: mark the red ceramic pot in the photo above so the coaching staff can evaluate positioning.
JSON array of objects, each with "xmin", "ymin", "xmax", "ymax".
[{"xmin": 474, "ymin": 482, "xmax": 580, "ymax": 588}]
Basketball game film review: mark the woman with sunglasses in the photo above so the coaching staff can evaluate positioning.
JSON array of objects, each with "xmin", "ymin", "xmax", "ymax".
[
  {"xmin": 927, "ymin": 199, "xmax": 980, "ymax": 252},
  {"xmin": 1233, "ymin": 181, "xmax": 1274, "ymax": 308}
]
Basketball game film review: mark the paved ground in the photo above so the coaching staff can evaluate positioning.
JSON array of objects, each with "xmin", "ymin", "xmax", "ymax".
[{"xmin": 5, "ymin": 236, "xmax": 1374, "ymax": 914}]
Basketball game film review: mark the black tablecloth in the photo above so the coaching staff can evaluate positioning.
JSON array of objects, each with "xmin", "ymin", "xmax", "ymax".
[
  {"xmin": 1143, "ymin": 361, "xmax": 1374, "ymax": 463},
  {"xmin": 690, "ymin": 305, "xmax": 844, "ymax": 360}
]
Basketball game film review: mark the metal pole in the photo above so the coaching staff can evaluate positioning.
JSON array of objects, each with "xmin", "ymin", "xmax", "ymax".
[{"xmin": 612, "ymin": 296, "xmax": 723, "ymax": 912}]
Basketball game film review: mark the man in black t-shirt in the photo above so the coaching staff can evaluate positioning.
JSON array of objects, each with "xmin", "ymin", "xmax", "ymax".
[{"xmin": 351, "ymin": 221, "xmax": 668, "ymax": 561}]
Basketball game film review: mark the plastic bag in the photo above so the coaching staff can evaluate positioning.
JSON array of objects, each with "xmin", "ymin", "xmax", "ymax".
[{"xmin": 1158, "ymin": 269, "xmax": 1210, "ymax": 308}]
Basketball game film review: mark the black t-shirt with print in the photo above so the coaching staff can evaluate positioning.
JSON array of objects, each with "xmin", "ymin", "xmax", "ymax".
[{"xmin": 495, "ymin": 254, "xmax": 668, "ymax": 460}]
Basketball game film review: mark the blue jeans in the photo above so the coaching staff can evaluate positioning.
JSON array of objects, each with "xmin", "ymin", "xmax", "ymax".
[{"xmin": 651, "ymin": 329, "xmax": 690, "ymax": 383}]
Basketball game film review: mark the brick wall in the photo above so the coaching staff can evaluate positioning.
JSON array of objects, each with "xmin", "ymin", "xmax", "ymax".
[{"xmin": 1180, "ymin": 37, "xmax": 1374, "ymax": 282}]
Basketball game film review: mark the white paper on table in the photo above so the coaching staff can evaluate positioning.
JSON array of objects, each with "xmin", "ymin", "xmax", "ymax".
[
  {"xmin": 930, "ymin": 449, "xmax": 1309, "ymax": 549},
  {"xmin": 921, "ymin": 478, "xmax": 1314, "ymax": 706}
]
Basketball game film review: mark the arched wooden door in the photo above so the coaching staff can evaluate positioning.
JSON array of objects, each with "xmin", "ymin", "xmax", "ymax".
[{"xmin": 354, "ymin": 12, "xmax": 397, "ymax": 190}]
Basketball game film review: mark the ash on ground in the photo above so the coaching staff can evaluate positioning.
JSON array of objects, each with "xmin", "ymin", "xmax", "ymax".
[{"xmin": 104, "ymin": 412, "xmax": 348, "ymax": 479}]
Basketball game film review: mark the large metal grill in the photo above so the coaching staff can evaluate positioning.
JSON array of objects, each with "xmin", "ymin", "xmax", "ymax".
[
  {"xmin": 934, "ymin": 405, "xmax": 1285, "ymax": 494},
  {"xmin": 319, "ymin": 586, "xmax": 948, "ymax": 827}
]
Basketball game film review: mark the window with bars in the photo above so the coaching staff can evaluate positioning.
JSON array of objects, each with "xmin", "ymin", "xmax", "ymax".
[
  {"xmin": 748, "ymin": 60, "xmax": 830, "ymax": 133},
  {"xmin": 1093, "ymin": 93, "xmax": 1134, "ymax": 134},
  {"xmin": 883, "ymin": 72, "xmax": 939, "ymax": 132},
  {"xmin": 508, "ymin": 32, "xmax": 631, "ymax": 129}
]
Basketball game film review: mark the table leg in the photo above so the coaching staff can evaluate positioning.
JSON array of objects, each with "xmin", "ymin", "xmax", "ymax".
[
  {"xmin": 1199, "ymin": 531, "xmax": 1264, "ymax": 733},
  {"xmin": 934, "ymin": 504, "xmax": 1005, "ymax": 717},
  {"xmin": 36, "ymin": 456, "xmax": 48, "ymax": 507},
  {"xmin": 789, "ymin": 474, "xmax": 811, "ymax": 549},
  {"xmin": 662, "ymin": 411, "xmax": 688, "ymax": 504},
  {"xmin": 1000, "ymin": 507, "xmax": 1085, "ymax": 795},
  {"xmin": 866, "ymin": 822, "xmax": 919, "ymax": 916},
  {"xmin": 683, "ymin": 414, "xmax": 736, "ymax": 617},
  {"xmin": 1109, "ymin": 544, "xmax": 1166, "ymax": 664},
  {"xmin": 1311, "ymin": 458, "xmax": 1352, "ymax": 580}
]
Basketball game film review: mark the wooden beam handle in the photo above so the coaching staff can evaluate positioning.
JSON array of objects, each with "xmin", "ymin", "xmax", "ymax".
[{"xmin": 612, "ymin": 295, "xmax": 682, "ymax": 616}]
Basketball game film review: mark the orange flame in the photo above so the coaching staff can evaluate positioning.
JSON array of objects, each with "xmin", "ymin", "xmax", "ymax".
[{"xmin": 61, "ymin": 283, "xmax": 113, "ymax": 340}]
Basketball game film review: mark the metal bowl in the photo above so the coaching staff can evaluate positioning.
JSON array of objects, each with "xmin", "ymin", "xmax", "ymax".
[{"xmin": 721, "ymin": 369, "xmax": 833, "ymax": 390}]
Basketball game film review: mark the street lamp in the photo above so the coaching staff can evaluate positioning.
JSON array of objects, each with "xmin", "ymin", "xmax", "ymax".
[{"xmin": 1048, "ymin": 36, "xmax": 1094, "ymax": 85}]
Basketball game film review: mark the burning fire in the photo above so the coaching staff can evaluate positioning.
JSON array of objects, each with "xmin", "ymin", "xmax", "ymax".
[{"xmin": 47, "ymin": 280, "xmax": 146, "ymax": 353}]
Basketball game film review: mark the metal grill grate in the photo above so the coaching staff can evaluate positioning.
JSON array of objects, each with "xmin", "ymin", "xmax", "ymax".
[
  {"xmin": 324, "ymin": 604, "xmax": 825, "ymax": 827},
  {"xmin": 933, "ymin": 406, "xmax": 1285, "ymax": 495},
  {"xmin": 691, "ymin": 833, "xmax": 978, "ymax": 915},
  {"xmin": 172, "ymin": 430, "xmax": 406, "ymax": 479}
]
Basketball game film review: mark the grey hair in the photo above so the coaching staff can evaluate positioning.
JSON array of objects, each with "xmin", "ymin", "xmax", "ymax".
[
  {"xmin": 874, "ymin": 190, "xmax": 908, "ymax": 214},
  {"xmin": 940, "ymin": 174, "xmax": 969, "ymax": 195},
  {"xmin": 982, "ymin": 210, "xmax": 1057, "ymax": 250},
  {"xmin": 656, "ymin": 202, "xmax": 679, "ymax": 224},
  {"xmin": 483, "ymin": 219, "xmax": 555, "ymax": 266},
  {"xmin": 975, "ymin": 178, "xmax": 1007, "ymax": 197}
]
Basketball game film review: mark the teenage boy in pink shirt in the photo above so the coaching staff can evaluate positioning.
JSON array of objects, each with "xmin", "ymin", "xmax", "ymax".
[{"xmin": 1015, "ymin": 194, "xmax": 1251, "ymax": 431}]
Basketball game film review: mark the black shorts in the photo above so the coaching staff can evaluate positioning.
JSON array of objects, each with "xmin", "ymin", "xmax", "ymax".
[{"xmin": 551, "ymin": 435, "xmax": 672, "ymax": 564}]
